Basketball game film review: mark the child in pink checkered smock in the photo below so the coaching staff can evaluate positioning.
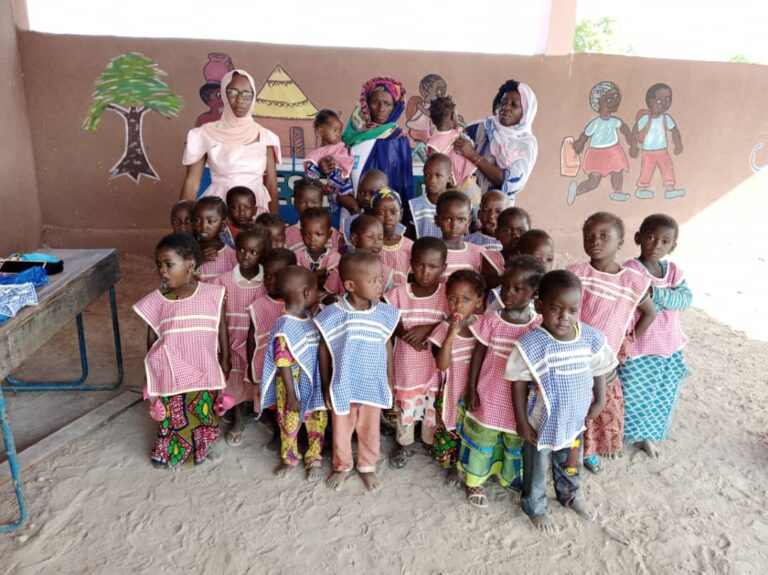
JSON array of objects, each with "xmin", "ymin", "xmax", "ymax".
[
  {"xmin": 566, "ymin": 212, "xmax": 656, "ymax": 474},
  {"xmin": 428, "ymin": 270, "xmax": 486, "ymax": 484},
  {"xmin": 284, "ymin": 178, "xmax": 343, "ymax": 253},
  {"xmin": 212, "ymin": 224, "xmax": 270, "ymax": 446},
  {"xmin": 194, "ymin": 197, "xmax": 237, "ymax": 282},
  {"xmin": 373, "ymin": 187, "xmax": 413, "ymax": 288},
  {"xmin": 291, "ymin": 208, "xmax": 341, "ymax": 289},
  {"xmin": 384, "ymin": 237, "xmax": 450, "ymax": 470},
  {"xmin": 460, "ymin": 256, "xmax": 544, "ymax": 508},
  {"xmin": 434, "ymin": 191, "xmax": 484, "ymax": 282},
  {"xmin": 133, "ymin": 233, "xmax": 230, "ymax": 469}
]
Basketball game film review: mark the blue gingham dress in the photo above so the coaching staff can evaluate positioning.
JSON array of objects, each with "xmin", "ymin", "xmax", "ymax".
[
  {"xmin": 408, "ymin": 195, "xmax": 442, "ymax": 239},
  {"xmin": 260, "ymin": 314, "xmax": 325, "ymax": 418},
  {"xmin": 464, "ymin": 231, "xmax": 502, "ymax": 251},
  {"xmin": 314, "ymin": 297, "xmax": 400, "ymax": 414},
  {"xmin": 515, "ymin": 323, "xmax": 608, "ymax": 451}
]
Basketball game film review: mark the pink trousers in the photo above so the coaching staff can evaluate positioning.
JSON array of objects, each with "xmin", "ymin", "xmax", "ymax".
[
  {"xmin": 332, "ymin": 404, "xmax": 381, "ymax": 473},
  {"xmin": 637, "ymin": 149, "xmax": 675, "ymax": 188}
]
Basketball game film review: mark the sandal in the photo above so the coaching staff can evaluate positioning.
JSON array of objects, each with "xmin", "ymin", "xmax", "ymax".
[
  {"xmin": 467, "ymin": 486, "xmax": 489, "ymax": 508},
  {"xmin": 388, "ymin": 447, "xmax": 414, "ymax": 470},
  {"xmin": 583, "ymin": 454, "xmax": 602, "ymax": 475},
  {"xmin": 225, "ymin": 429, "xmax": 244, "ymax": 447}
]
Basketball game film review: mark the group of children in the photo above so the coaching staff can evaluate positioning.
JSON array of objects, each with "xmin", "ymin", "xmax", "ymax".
[{"xmin": 134, "ymin": 108, "xmax": 691, "ymax": 531}]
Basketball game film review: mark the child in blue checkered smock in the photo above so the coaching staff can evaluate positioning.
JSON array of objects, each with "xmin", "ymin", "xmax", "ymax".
[
  {"xmin": 315, "ymin": 250, "xmax": 400, "ymax": 493},
  {"xmin": 505, "ymin": 270, "xmax": 617, "ymax": 532},
  {"xmin": 407, "ymin": 153, "xmax": 451, "ymax": 240}
]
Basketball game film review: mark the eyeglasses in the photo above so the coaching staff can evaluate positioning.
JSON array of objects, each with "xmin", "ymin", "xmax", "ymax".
[{"xmin": 225, "ymin": 88, "xmax": 254, "ymax": 101}]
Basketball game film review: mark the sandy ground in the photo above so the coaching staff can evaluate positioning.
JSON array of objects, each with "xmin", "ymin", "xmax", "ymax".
[{"xmin": 1, "ymin": 252, "xmax": 768, "ymax": 574}]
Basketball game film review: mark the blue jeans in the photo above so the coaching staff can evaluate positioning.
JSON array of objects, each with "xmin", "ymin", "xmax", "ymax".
[{"xmin": 521, "ymin": 436, "xmax": 583, "ymax": 518}]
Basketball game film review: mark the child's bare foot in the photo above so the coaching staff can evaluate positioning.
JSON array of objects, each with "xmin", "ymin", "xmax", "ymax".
[
  {"xmin": 570, "ymin": 500, "xmax": 597, "ymax": 521},
  {"xmin": 638, "ymin": 439, "xmax": 660, "ymax": 458},
  {"xmin": 275, "ymin": 462, "xmax": 295, "ymax": 478},
  {"xmin": 306, "ymin": 465, "xmax": 323, "ymax": 482},
  {"xmin": 360, "ymin": 472, "xmax": 381, "ymax": 492},
  {"xmin": 529, "ymin": 513, "xmax": 557, "ymax": 533},
  {"xmin": 600, "ymin": 450, "xmax": 622, "ymax": 460},
  {"xmin": 225, "ymin": 405, "xmax": 246, "ymax": 447},
  {"xmin": 445, "ymin": 467, "xmax": 463, "ymax": 488},
  {"xmin": 326, "ymin": 471, "xmax": 349, "ymax": 491}
]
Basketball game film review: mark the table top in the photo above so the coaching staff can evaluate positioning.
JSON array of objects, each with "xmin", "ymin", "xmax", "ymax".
[{"xmin": 0, "ymin": 249, "xmax": 120, "ymax": 380}]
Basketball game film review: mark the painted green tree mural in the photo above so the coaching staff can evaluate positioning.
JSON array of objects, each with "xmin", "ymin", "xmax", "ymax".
[{"xmin": 84, "ymin": 53, "xmax": 183, "ymax": 183}]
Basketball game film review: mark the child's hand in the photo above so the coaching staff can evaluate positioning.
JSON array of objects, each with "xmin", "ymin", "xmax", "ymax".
[
  {"xmin": 518, "ymin": 422, "xmax": 538, "ymax": 446},
  {"xmin": 464, "ymin": 389, "xmax": 480, "ymax": 412},
  {"xmin": 617, "ymin": 334, "xmax": 634, "ymax": 364},
  {"xmin": 318, "ymin": 156, "xmax": 337, "ymax": 175},
  {"xmin": 322, "ymin": 389, "xmax": 333, "ymax": 411},
  {"xmin": 202, "ymin": 246, "xmax": 218, "ymax": 262},
  {"xmin": 629, "ymin": 144, "xmax": 639, "ymax": 158},
  {"xmin": 447, "ymin": 313, "xmax": 463, "ymax": 336},
  {"xmin": 286, "ymin": 394, "xmax": 301, "ymax": 414},
  {"xmin": 453, "ymin": 138, "xmax": 476, "ymax": 161},
  {"xmin": 402, "ymin": 324, "xmax": 434, "ymax": 350}
]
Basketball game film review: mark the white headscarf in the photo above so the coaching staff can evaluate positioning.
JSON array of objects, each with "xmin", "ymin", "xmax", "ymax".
[
  {"xmin": 488, "ymin": 82, "xmax": 538, "ymax": 173},
  {"xmin": 202, "ymin": 69, "xmax": 262, "ymax": 147}
]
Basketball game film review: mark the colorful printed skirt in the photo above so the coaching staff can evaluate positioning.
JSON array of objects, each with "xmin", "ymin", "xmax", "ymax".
[
  {"xmin": 619, "ymin": 351, "xmax": 689, "ymax": 443},
  {"xmin": 458, "ymin": 414, "xmax": 523, "ymax": 488},
  {"xmin": 584, "ymin": 372, "xmax": 624, "ymax": 457},
  {"xmin": 150, "ymin": 390, "xmax": 221, "ymax": 468},
  {"xmin": 432, "ymin": 398, "xmax": 465, "ymax": 469}
]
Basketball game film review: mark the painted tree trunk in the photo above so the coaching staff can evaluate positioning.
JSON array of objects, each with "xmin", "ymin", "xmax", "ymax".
[{"xmin": 109, "ymin": 106, "xmax": 159, "ymax": 183}]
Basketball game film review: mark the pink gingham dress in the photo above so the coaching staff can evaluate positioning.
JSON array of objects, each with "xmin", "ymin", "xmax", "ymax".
[
  {"xmin": 380, "ymin": 237, "xmax": 413, "ymax": 288},
  {"xmin": 248, "ymin": 293, "xmax": 286, "ymax": 404},
  {"xmin": 198, "ymin": 246, "xmax": 237, "ymax": 282},
  {"xmin": 443, "ymin": 242, "xmax": 485, "ymax": 281}
]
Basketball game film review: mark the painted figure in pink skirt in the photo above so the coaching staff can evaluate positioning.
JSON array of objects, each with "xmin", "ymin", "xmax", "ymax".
[
  {"xmin": 181, "ymin": 69, "xmax": 281, "ymax": 216},
  {"xmin": 567, "ymin": 81, "xmax": 635, "ymax": 205}
]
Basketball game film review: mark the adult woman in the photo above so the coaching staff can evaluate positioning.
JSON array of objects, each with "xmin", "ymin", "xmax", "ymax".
[
  {"xmin": 454, "ymin": 80, "xmax": 538, "ymax": 203},
  {"xmin": 343, "ymin": 77, "xmax": 414, "ymax": 223},
  {"xmin": 180, "ymin": 70, "xmax": 281, "ymax": 215}
]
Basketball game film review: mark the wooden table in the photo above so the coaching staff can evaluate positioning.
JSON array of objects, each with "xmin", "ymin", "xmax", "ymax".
[{"xmin": 0, "ymin": 249, "xmax": 123, "ymax": 532}]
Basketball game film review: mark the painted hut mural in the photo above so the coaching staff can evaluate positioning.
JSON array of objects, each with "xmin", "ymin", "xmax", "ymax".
[
  {"xmin": 83, "ymin": 52, "xmax": 183, "ymax": 183},
  {"xmin": 251, "ymin": 65, "xmax": 319, "ymax": 159}
]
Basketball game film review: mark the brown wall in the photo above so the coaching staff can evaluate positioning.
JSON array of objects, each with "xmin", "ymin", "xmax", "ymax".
[
  {"xmin": 1, "ymin": 2, "xmax": 41, "ymax": 254},
  {"xmin": 16, "ymin": 32, "xmax": 768, "ymax": 256}
]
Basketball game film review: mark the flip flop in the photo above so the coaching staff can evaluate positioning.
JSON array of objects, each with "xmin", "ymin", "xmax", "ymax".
[
  {"xmin": 583, "ymin": 454, "xmax": 602, "ymax": 474},
  {"xmin": 467, "ymin": 486, "xmax": 489, "ymax": 508},
  {"xmin": 388, "ymin": 447, "xmax": 414, "ymax": 470}
]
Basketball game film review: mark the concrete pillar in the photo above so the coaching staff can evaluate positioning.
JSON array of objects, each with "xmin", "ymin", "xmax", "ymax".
[{"xmin": 545, "ymin": 0, "xmax": 578, "ymax": 56}]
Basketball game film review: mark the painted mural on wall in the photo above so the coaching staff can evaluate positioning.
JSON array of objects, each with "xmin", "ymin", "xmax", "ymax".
[
  {"xmin": 562, "ymin": 81, "xmax": 684, "ymax": 205},
  {"xmin": 195, "ymin": 52, "xmax": 234, "ymax": 127},
  {"xmin": 251, "ymin": 65, "xmax": 318, "ymax": 159},
  {"xmin": 83, "ymin": 52, "xmax": 183, "ymax": 183}
]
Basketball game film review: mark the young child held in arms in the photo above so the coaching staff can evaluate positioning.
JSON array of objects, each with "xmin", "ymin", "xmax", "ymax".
[
  {"xmin": 408, "ymin": 153, "xmax": 452, "ymax": 239},
  {"xmin": 221, "ymin": 186, "xmax": 258, "ymax": 247},
  {"xmin": 255, "ymin": 212, "xmax": 287, "ymax": 250},
  {"xmin": 426, "ymin": 95, "xmax": 478, "ymax": 197},
  {"xmin": 316, "ymin": 250, "xmax": 401, "ymax": 492},
  {"xmin": 292, "ymin": 207, "xmax": 341, "ymax": 288},
  {"xmin": 435, "ymin": 191, "xmax": 485, "ymax": 281},
  {"xmin": 170, "ymin": 200, "xmax": 196, "ymax": 235},
  {"xmin": 385, "ymin": 237, "xmax": 450, "ymax": 469},
  {"xmin": 460, "ymin": 256, "xmax": 545, "ymax": 508},
  {"xmin": 324, "ymin": 215, "xmax": 395, "ymax": 299},
  {"xmin": 506, "ymin": 270, "xmax": 617, "ymax": 531},
  {"xmin": 133, "ymin": 233, "xmax": 230, "ymax": 468},
  {"xmin": 428, "ymin": 269, "xmax": 486, "ymax": 484},
  {"xmin": 260, "ymin": 265, "xmax": 327, "ymax": 480},
  {"xmin": 618, "ymin": 214, "xmax": 691, "ymax": 459},
  {"xmin": 466, "ymin": 189, "xmax": 507, "ymax": 250},
  {"xmin": 212, "ymin": 224, "xmax": 270, "ymax": 446},
  {"xmin": 566, "ymin": 212, "xmax": 656, "ymax": 473},
  {"xmin": 304, "ymin": 109, "xmax": 360, "ymax": 235},
  {"xmin": 194, "ymin": 197, "xmax": 238, "ymax": 282},
  {"xmin": 373, "ymin": 188, "xmax": 413, "ymax": 288},
  {"xmin": 285, "ymin": 178, "xmax": 342, "ymax": 252}
]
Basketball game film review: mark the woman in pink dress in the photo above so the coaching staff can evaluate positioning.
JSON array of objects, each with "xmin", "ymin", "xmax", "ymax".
[{"xmin": 180, "ymin": 70, "xmax": 281, "ymax": 216}]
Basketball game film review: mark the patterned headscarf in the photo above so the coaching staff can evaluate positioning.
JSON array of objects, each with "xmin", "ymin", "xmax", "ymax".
[
  {"xmin": 371, "ymin": 187, "xmax": 402, "ymax": 208},
  {"xmin": 343, "ymin": 77, "xmax": 406, "ymax": 148}
]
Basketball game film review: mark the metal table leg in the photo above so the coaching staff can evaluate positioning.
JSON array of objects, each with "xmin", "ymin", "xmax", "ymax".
[
  {"xmin": 0, "ymin": 385, "xmax": 28, "ymax": 532},
  {"xmin": 4, "ymin": 286, "xmax": 124, "ymax": 392}
]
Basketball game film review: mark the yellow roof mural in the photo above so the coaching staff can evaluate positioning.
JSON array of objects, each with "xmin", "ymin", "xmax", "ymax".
[{"xmin": 251, "ymin": 65, "xmax": 318, "ymax": 120}]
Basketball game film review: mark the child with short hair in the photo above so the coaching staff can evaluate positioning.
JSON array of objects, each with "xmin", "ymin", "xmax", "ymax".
[
  {"xmin": 506, "ymin": 270, "xmax": 617, "ymax": 531},
  {"xmin": 316, "ymin": 250, "xmax": 401, "ymax": 492},
  {"xmin": 426, "ymin": 95, "xmax": 478, "ymax": 195},
  {"xmin": 293, "ymin": 207, "xmax": 341, "ymax": 287},
  {"xmin": 194, "ymin": 197, "xmax": 238, "ymax": 281},
  {"xmin": 435, "ymin": 191, "xmax": 484, "ymax": 281},
  {"xmin": 260, "ymin": 265, "xmax": 328, "ymax": 480},
  {"xmin": 373, "ymin": 188, "xmax": 413, "ymax": 288},
  {"xmin": 133, "ymin": 233, "xmax": 230, "ymax": 468},
  {"xmin": 170, "ymin": 199, "xmax": 196, "ymax": 235},
  {"xmin": 285, "ymin": 178, "xmax": 342, "ymax": 252},
  {"xmin": 408, "ymin": 153, "xmax": 452, "ymax": 239},
  {"xmin": 304, "ymin": 109, "xmax": 360, "ymax": 235},
  {"xmin": 619, "ymin": 214, "xmax": 691, "ymax": 458},
  {"xmin": 344, "ymin": 169, "xmax": 396, "ymax": 244},
  {"xmin": 428, "ymin": 269, "xmax": 486, "ymax": 483},
  {"xmin": 255, "ymin": 212, "xmax": 287, "ymax": 250},
  {"xmin": 212, "ymin": 224, "xmax": 270, "ymax": 446},
  {"xmin": 247, "ymin": 248, "xmax": 297, "ymax": 408},
  {"xmin": 222, "ymin": 186, "xmax": 258, "ymax": 247},
  {"xmin": 384, "ymin": 237, "xmax": 450, "ymax": 469},
  {"xmin": 482, "ymin": 206, "xmax": 532, "ymax": 288},
  {"xmin": 466, "ymin": 189, "xmax": 507, "ymax": 250},
  {"xmin": 324, "ymin": 215, "xmax": 395, "ymax": 298},
  {"xmin": 460, "ymin": 256, "xmax": 545, "ymax": 508},
  {"xmin": 566, "ymin": 211, "xmax": 656, "ymax": 473}
]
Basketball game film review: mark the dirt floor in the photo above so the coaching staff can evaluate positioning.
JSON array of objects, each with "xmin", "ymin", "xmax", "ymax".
[{"xmin": 1, "ymin": 253, "xmax": 767, "ymax": 574}]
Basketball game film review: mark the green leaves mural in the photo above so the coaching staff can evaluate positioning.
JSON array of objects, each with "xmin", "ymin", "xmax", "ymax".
[{"xmin": 84, "ymin": 53, "xmax": 183, "ymax": 183}]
